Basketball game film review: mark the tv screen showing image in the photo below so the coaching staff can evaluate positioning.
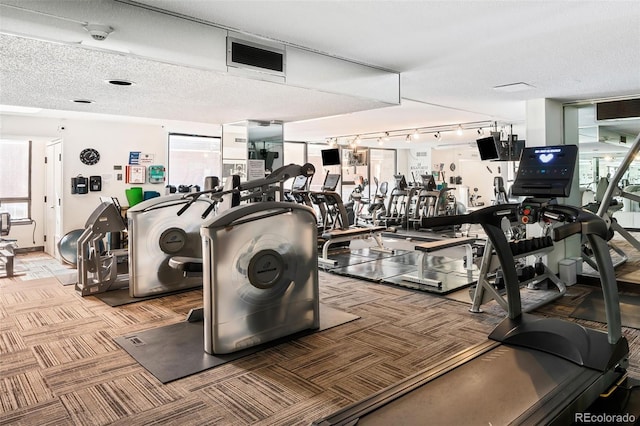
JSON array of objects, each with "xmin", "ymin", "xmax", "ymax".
[
  {"xmin": 476, "ymin": 136, "xmax": 500, "ymax": 160},
  {"xmin": 321, "ymin": 148, "xmax": 341, "ymax": 166}
]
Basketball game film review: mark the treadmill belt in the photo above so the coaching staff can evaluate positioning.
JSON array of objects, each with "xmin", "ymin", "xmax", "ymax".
[{"xmin": 325, "ymin": 344, "xmax": 598, "ymax": 425}]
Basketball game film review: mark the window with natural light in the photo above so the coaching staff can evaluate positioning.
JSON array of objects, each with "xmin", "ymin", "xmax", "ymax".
[
  {"xmin": 168, "ymin": 134, "xmax": 222, "ymax": 189},
  {"xmin": 0, "ymin": 139, "xmax": 31, "ymax": 221}
]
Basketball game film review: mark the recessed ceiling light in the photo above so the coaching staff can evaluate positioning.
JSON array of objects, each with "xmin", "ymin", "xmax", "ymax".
[
  {"xmin": 493, "ymin": 82, "xmax": 535, "ymax": 93},
  {"xmin": 107, "ymin": 79, "xmax": 134, "ymax": 86},
  {"xmin": 72, "ymin": 99, "xmax": 94, "ymax": 104}
]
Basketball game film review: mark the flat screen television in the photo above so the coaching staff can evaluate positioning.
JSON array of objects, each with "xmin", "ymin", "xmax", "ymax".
[
  {"xmin": 476, "ymin": 136, "xmax": 500, "ymax": 160},
  {"xmin": 321, "ymin": 148, "xmax": 341, "ymax": 166}
]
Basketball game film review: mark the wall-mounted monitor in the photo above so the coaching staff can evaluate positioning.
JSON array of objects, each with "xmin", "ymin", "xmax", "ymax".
[
  {"xmin": 476, "ymin": 136, "xmax": 500, "ymax": 160},
  {"xmin": 321, "ymin": 148, "xmax": 341, "ymax": 166}
]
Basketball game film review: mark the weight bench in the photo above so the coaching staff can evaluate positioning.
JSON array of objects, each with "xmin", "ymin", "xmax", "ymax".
[
  {"xmin": 402, "ymin": 237, "xmax": 478, "ymax": 288},
  {"xmin": 318, "ymin": 226, "xmax": 393, "ymax": 267}
]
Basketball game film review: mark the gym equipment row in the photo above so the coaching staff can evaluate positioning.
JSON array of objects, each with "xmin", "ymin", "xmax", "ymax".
[
  {"xmin": 315, "ymin": 144, "xmax": 629, "ymax": 425},
  {"xmin": 282, "ymin": 171, "xmax": 394, "ymax": 267},
  {"xmin": 75, "ymin": 164, "xmax": 315, "ymax": 298}
]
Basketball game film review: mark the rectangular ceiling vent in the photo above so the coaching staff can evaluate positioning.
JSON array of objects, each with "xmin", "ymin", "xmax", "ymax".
[
  {"xmin": 227, "ymin": 36, "xmax": 285, "ymax": 77},
  {"xmin": 596, "ymin": 98, "xmax": 640, "ymax": 121}
]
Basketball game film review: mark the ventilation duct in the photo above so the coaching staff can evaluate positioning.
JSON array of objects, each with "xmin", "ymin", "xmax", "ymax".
[
  {"xmin": 227, "ymin": 35, "xmax": 285, "ymax": 77},
  {"xmin": 597, "ymin": 98, "xmax": 640, "ymax": 120}
]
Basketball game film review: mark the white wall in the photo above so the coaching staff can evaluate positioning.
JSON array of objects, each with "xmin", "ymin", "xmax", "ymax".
[{"xmin": 0, "ymin": 114, "xmax": 219, "ymax": 249}]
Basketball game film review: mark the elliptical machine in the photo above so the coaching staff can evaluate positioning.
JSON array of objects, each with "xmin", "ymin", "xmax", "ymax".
[{"xmin": 169, "ymin": 163, "xmax": 320, "ymax": 355}]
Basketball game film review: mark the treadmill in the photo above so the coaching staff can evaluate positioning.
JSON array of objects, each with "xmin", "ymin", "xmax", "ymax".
[{"xmin": 314, "ymin": 145, "xmax": 629, "ymax": 425}]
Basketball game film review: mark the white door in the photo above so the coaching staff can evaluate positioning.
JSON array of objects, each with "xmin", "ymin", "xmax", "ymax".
[{"xmin": 44, "ymin": 140, "xmax": 63, "ymax": 258}]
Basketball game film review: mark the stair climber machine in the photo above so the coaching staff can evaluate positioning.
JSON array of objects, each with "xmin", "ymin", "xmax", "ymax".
[
  {"xmin": 168, "ymin": 163, "xmax": 320, "ymax": 354},
  {"xmin": 314, "ymin": 145, "xmax": 630, "ymax": 425}
]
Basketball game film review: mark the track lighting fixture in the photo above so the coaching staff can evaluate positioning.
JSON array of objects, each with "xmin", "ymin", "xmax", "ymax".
[{"xmin": 318, "ymin": 120, "xmax": 499, "ymax": 146}]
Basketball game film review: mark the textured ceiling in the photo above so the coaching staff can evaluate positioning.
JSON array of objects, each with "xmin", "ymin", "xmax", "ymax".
[
  {"xmin": 1, "ymin": 0, "xmax": 639, "ymax": 145},
  {"xmin": 0, "ymin": 34, "xmax": 391, "ymax": 124}
]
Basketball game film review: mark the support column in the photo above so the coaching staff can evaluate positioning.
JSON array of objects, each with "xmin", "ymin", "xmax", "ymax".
[{"xmin": 525, "ymin": 99, "xmax": 581, "ymax": 272}]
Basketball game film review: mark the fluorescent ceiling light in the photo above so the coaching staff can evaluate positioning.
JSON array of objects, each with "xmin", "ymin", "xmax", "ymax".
[
  {"xmin": 493, "ymin": 82, "xmax": 535, "ymax": 93},
  {"xmin": 0, "ymin": 104, "xmax": 42, "ymax": 113}
]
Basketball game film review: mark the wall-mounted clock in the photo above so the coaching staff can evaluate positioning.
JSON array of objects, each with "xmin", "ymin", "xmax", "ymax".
[
  {"xmin": 449, "ymin": 162, "xmax": 456, "ymax": 171},
  {"xmin": 80, "ymin": 148, "xmax": 100, "ymax": 165}
]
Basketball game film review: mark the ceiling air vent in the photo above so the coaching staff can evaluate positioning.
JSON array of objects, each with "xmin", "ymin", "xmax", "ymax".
[
  {"xmin": 227, "ymin": 37, "xmax": 285, "ymax": 76},
  {"xmin": 596, "ymin": 98, "xmax": 640, "ymax": 120}
]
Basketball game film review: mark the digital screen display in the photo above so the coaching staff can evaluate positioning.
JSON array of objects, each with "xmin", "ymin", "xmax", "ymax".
[
  {"xmin": 323, "ymin": 173, "xmax": 340, "ymax": 191},
  {"xmin": 511, "ymin": 145, "xmax": 578, "ymax": 198},
  {"xmin": 291, "ymin": 175, "xmax": 308, "ymax": 190}
]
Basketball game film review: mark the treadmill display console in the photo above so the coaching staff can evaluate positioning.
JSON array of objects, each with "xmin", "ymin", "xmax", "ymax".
[
  {"xmin": 511, "ymin": 145, "xmax": 577, "ymax": 198},
  {"xmin": 323, "ymin": 174, "xmax": 341, "ymax": 191}
]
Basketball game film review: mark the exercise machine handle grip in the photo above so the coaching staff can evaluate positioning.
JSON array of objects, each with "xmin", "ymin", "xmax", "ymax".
[
  {"xmin": 553, "ymin": 222, "xmax": 582, "ymax": 241},
  {"xmin": 177, "ymin": 196, "xmax": 198, "ymax": 216},
  {"xmin": 201, "ymin": 202, "xmax": 217, "ymax": 219}
]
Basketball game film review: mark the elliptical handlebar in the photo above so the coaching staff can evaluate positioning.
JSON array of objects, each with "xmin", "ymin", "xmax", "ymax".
[{"xmin": 176, "ymin": 163, "xmax": 316, "ymax": 217}]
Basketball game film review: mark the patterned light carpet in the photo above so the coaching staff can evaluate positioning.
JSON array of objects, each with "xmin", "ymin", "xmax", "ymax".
[{"xmin": 1, "ymin": 252, "xmax": 640, "ymax": 425}]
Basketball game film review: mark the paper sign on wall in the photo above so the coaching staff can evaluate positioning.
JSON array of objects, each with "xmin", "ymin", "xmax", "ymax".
[
  {"xmin": 247, "ymin": 159, "xmax": 265, "ymax": 181},
  {"xmin": 126, "ymin": 165, "xmax": 146, "ymax": 183}
]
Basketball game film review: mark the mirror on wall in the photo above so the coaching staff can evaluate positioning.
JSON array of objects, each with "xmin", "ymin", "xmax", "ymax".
[
  {"xmin": 222, "ymin": 120, "xmax": 284, "ymax": 181},
  {"xmin": 574, "ymin": 103, "xmax": 640, "ymax": 193},
  {"xmin": 247, "ymin": 120, "xmax": 283, "ymax": 174}
]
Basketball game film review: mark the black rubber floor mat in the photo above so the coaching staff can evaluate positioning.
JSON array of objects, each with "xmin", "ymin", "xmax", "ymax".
[{"xmin": 115, "ymin": 304, "xmax": 359, "ymax": 383}]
